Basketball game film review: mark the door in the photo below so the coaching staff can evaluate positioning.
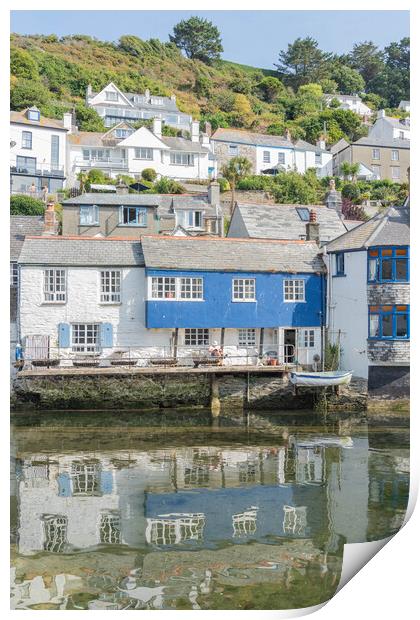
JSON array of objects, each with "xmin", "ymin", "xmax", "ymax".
[{"xmin": 284, "ymin": 329, "xmax": 296, "ymax": 364}]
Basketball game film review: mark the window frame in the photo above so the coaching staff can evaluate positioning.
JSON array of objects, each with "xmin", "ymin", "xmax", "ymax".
[
  {"xmin": 71, "ymin": 323, "xmax": 101, "ymax": 353},
  {"xmin": 105, "ymin": 90, "xmax": 118, "ymax": 101},
  {"xmin": 238, "ymin": 328, "xmax": 257, "ymax": 347},
  {"xmin": 372, "ymin": 148, "xmax": 380, "ymax": 160},
  {"xmin": 10, "ymin": 262, "xmax": 19, "ymax": 287},
  {"xmin": 263, "ymin": 150, "xmax": 271, "ymax": 164},
  {"xmin": 296, "ymin": 207, "xmax": 310, "ymax": 221},
  {"xmin": 170, "ymin": 152, "xmax": 194, "ymax": 166},
  {"xmin": 228, "ymin": 144, "xmax": 238, "ymax": 156},
  {"xmin": 367, "ymin": 246, "xmax": 409, "ymax": 283},
  {"xmin": 134, "ymin": 147, "xmax": 153, "ymax": 160},
  {"xmin": 149, "ymin": 276, "xmax": 204, "ymax": 301},
  {"xmin": 119, "ymin": 206, "xmax": 147, "ymax": 227},
  {"xmin": 391, "ymin": 149, "xmax": 399, "ymax": 161},
  {"xmin": 368, "ymin": 305, "xmax": 409, "ymax": 340},
  {"xmin": 283, "ymin": 279, "xmax": 305, "ymax": 303},
  {"xmin": 391, "ymin": 166, "xmax": 401, "ymax": 180},
  {"xmin": 184, "ymin": 328, "xmax": 209, "ymax": 346},
  {"xmin": 278, "ymin": 152, "xmax": 285, "ymax": 165},
  {"xmin": 79, "ymin": 205, "xmax": 99, "ymax": 226},
  {"xmin": 335, "ymin": 252, "xmax": 345, "ymax": 277},
  {"xmin": 21, "ymin": 130, "xmax": 32, "ymax": 149},
  {"xmin": 43, "ymin": 268, "xmax": 66, "ymax": 303},
  {"xmin": 232, "ymin": 278, "xmax": 256, "ymax": 302},
  {"xmin": 302, "ymin": 329, "xmax": 315, "ymax": 348},
  {"xmin": 100, "ymin": 270, "xmax": 122, "ymax": 304}
]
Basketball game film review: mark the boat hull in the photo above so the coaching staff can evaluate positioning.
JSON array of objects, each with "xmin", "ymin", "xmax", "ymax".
[{"xmin": 289, "ymin": 371, "xmax": 352, "ymax": 387}]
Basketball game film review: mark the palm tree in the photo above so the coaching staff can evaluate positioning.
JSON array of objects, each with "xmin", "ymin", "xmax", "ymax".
[
  {"xmin": 77, "ymin": 171, "xmax": 89, "ymax": 193},
  {"xmin": 221, "ymin": 156, "xmax": 252, "ymax": 215},
  {"xmin": 340, "ymin": 162, "xmax": 360, "ymax": 182}
]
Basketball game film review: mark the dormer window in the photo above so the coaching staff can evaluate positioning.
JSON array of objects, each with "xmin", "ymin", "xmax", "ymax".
[
  {"xmin": 106, "ymin": 91, "xmax": 118, "ymax": 102},
  {"xmin": 150, "ymin": 97, "xmax": 163, "ymax": 106},
  {"xmin": 115, "ymin": 128, "xmax": 132, "ymax": 139},
  {"xmin": 27, "ymin": 108, "xmax": 40, "ymax": 122}
]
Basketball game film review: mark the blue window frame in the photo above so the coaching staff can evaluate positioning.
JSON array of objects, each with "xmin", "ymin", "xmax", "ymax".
[
  {"xmin": 119, "ymin": 206, "xmax": 147, "ymax": 226},
  {"xmin": 368, "ymin": 246, "xmax": 409, "ymax": 283},
  {"xmin": 368, "ymin": 305, "xmax": 409, "ymax": 340},
  {"xmin": 335, "ymin": 252, "xmax": 345, "ymax": 276}
]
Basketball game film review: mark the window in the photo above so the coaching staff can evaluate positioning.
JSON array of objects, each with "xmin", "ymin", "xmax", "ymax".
[
  {"xmin": 120, "ymin": 206, "xmax": 147, "ymax": 226},
  {"xmin": 27, "ymin": 109, "xmax": 40, "ymax": 121},
  {"xmin": 372, "ymin": 148, "xmax": 380, "ymax": 160},
  {"xmin": 184, "ymin": 328, "xmax": 209, "ymax": 346},
  {"xmin": 232, "ymin": 278, "xmax": 256, "ymax": 301},
  {"xmin": 284, "ymin": 279, "xmax": 305, "ymax": 302},
  {"xmin": 151, "ymin": 276, "xmax": 176, "ymax": 299},
  {"xmin": 115, "ymin": 128, "xmax": 132, "ymax": 138},
  {"xmin": 335, "ymin": 252, "xmax": 345, "ymax": 276},
  {"xmin": 21, "ymin": 131, "xmax": 32, "ymax": 149},
  {"xmin": 51, "ymin": 135, "xmax": 60, "ymax": 167},
  {"xmin": 371, "ymin": 165, "xmax": 381, "ymax": 179},
  {"xmin": 43, "ymin": 515, "xmax": 67, "ymax": 553},
  {"xmin": 367, "ymin": 247, "xmax": 409, "ymax": 283},
  {"xmin": 278, "ymin": 152, "xmax": 285, "ymax": 164},
  {"xmin": 100, "ymin": 270, "xmax": 121, "ymax": 303},
  {"xmin": 82, "ymin": 148, "xmax": 111, "ymax": 162},
  {"xmin": 134, "ymin": 147, "xmax": 153, "ymax": 160},
  {"xmin": 150, "ymin": 97, "xmax": 163, "ymax": 105},
  {"xmin": 175, "ymin": 210, "xmax": 203, "ymax": 229},
  {"xmin": 16, "ymin": 155, "xmax": 36, "ymax": 173},
  {"xmin": 302, "ymin": 329, "xmax": 315, "ymax": 348},
  {"xmin": 391, "ymin": 166, "xmax": 400, "ymax": 180},
  {"xmin": 179, "ymin": 277, "xmax": 203, "ymax": 300},
  {"xmin": 399, "ymin": 131, "xmax": 405, "ymax": 139},
  {"xmin": 71, "ymin": 461, "xmax": 101, "ymax": 494},
  {"xmin": 238, "ymin": 328, "xmax": 256, "ymax": 347},
  {"xmin": 10, "ymin": 263, "xmax": 18, "ymax": 287},
  {"xmin": 296, "ymin": 207, "xmax": 310, "ymax": 221},
  {"xmin": 368, "ymin": 305, "xmax": 409, "ymax": 339},
  {"xmin": 315, "ymin": 152, "xmax": 322, "ymax": 165},
  {"xmin": 232, "ymin": 509, "xmax": 258, "ymax": 538},
  {"xmin": 43, "ymin": 269, "xmax": 66, "ymax": 303},
  {"xmin": 105, "ymin": 91, "xmax": 118, "ymax": 101},
  {"xmin": 100, "ymin": 513, "xmax": 121, "ymax": 544},
  {"xmin": 170, "ymin": 152, "xmax": 194, "ymax": 166},
  {"xmin": 71, "ymin": 324, "xmax": 100, "ymax": 353},
  {"xmin": 79, "ymin": 205, "xmax": 99, "ymax": 225},
  {"xmin": 391, "ymin": 150, "xmax": 399, "ymax": 161},
  {"xmin": 263, "ymin": 151, "xmax": 271, "ymax": 163},
  {"xmin": 228, "ymin": 144, "xmax": 238, "ymax": 156}
]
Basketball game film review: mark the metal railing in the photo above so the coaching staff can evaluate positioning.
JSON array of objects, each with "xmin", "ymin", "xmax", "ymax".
[
  {"xmin": 74, "ymin": 158, "xmax": 128, "ymax": 169},
  {"xmin": 10, "ymin": 160, "xmax": 65, "ymax": 177}
]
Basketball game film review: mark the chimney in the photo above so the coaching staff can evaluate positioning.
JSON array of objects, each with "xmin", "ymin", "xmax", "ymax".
[
  {"xmin": 153, "ymin": 117, "xmax": 162, "ymax": 138},
  {"xmin": 305, "ymin": 209, "xmax": 320, "ymax": 243},
  {"xmin": 285, "ymin": 128, "xmax": 292, "ymax": 142},
  {"xmin": 208, "ymin": 180, "xmax": 220, "ymax": 207},
  {"xmin": 325, "ymin": 178, "xmax": 343, "ymax": 213},
  {"xmin": 317, "ymin": 138, "xmax": 326, "ymax": 150},
  {"xmin": 378, "ymin": 109, "xmax": 386, "ymax": 118},
  {"xmin": 201, "ymin": 133, "xmax": 210, "ymax": 146},
  {"xmin": 43, "ymin": 202, "xmax": 58, "ymax": 236},
  {"xmin": 191, "ymin": 120, "xmax": 200, "ymax": 143},
  {"xmin": 170, "ymin": 94, "xmax": 176, "ymax": 103},
  {"xmin": 205, "ymin": 218, "xmax": 213, "ymax": 234},
  {"xmin": 145, "ymin": 88, "xmax": 150, "ymax": 100},
  {"xmin": 86, "ymin": 84, "xmax": 93, "ymax": 104},
  {"xmin": 63, "ymin": 112, "xmax": 73, "ymax": 133},
  {"xmin": 116, "ymin": 181, "xmax": 129, "ymax": 195},
  {"xmin": 204, "ymin": 121, "xmax": 212, "ymax": 137}
]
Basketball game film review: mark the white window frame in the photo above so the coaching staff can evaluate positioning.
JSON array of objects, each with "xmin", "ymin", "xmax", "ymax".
[
  {"xmin": 100, "ymin": 270, "xmax": 122, "ymax": 304},
  {"xmin": 179, "ymin": 277, "xmax": 203, "ymax": 300},
  {"xmin": 150, "ymin": 276, "xmax": 176, "ymax": 300},
  {"xmin": 71, "ymin": 323, "xmax": 100, "ymax": 353},
  {"xmin": 391, "ymin": 166, "xmax": 400, "ymax": 180},
  {"xmin": 283, "ymin": 279, "xmax": 305, "ymax": 302},
  {"xmin": 238, "ymin": 328, "xmax": 257, "ymax": 347},
  {"xmin": 170, "ymin": 152, "xmax": 194, "ymax": 166},
  {"xmin": 372, "ymin": 148, "xmax": 380, "ymax": 160},
  {"xmin": 105, "ymin": 91, "xmax": 118, "ymax": 101},
  {"xmin": 391, "ymin": 149, "xmax": 399, "ymax": 161},
  {"xmin": 79, "ymin": 205, "xmax": 99, "ymax": 226},
  {"xmin": 134, "ymin": 147, "xmax": 153, "ymax": 160},
  {"xmin": 302, "ymin": 329, "xmax": 315, "ymax": 348},
  {"xmin": 228, "ymin": 144, "xmax": 238, "ymax": 156},
  {"xmin": 22, "ymin": 131, "xmax": 32, "ymax": 149},
  {"xmin": 175, "ymin": 210, "xmax": 203, "ymax": 229},
  {"xmin": 278, "ymin": 152, "xmax": 285, "ymax": 164},
  {"xmin": 149, "ymin": 276, "xmax": 203, "ymax": 301},
  {"xmin": 43, "ymin": 269, "xmax": 66, "ymax": 303},
  {"xmin": 232, "ymin": 278, "xmax": 256, "ymax": 302},
  {"xmin": 184, "ymin": 328, "xmax": 209, "ymax": 346},
  {"xmin": 263, "ymin": 150, "xmax": 271, "ymax": 163}
]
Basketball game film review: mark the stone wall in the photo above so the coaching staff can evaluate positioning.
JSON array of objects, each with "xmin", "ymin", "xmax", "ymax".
[
  {"xmin": 213, "ymin": 143, "xmax": 257, "ymax": 174},
  {"xmin": 368, "ymin": 365, "xmax": 410, "ymax": 400},
  {"xmin": 367, "ymin": 283, "xmax": 410, "ymax": 305},
  {"xmin": 367, "ymin": 340, "xmax": 409, "ymax": 363}
]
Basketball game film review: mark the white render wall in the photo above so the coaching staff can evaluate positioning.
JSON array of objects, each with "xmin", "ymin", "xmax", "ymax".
[
  {"xmin": 255, "ymin": 146, "xmax": 332, "ymax": 177},
  {"xmin": 368, "ymin": 117, "xmax": 411, "ymax": 141},
  {"xmin": 10, "ymin": 123, "xmax": 67, "ymax": 174},
  {"xmin": 327, "ymin": 250, "xmax": 369, "ymax": 379}
]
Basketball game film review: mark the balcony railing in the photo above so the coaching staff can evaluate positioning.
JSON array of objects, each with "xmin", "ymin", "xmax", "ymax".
[
  {"xmin": 74, "ymin": 158, "xmax": 128, "ymax": 169},
  {"xmin": 10, "ymin": 161, "xmax": 65, "ymax": 178}
]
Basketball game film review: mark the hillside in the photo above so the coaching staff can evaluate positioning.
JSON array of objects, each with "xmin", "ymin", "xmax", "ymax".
[{"xmin": 10, "ymin": 33, "xmax": 409, "ymax": 145}]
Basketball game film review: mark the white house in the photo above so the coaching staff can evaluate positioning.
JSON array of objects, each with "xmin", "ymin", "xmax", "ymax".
[
  {"xmin": 66, "ymin": 118, "xmax": 215, "ymax": 185},
  {"xmin": 324, "ymin": 94, "xmax": 372, "ymax": 117},
  {"xmin": 368, "ymin": 110, "xmax": 411, "ymax": 141},
  {"xmin": 398, "ymin": 100, "xmax": 410, "ymax": 113},
  {"xmin": 211, "ymin": 128, "xmax": 332, "ymax": 177},
  {"xmin": 10, "ymin": 108, "xmax": 69, "ymax": 195},
  {"xmin": 86, "ymin": 81, "xmax": 192, "ymax": 130},
  {"xmin": 325, "ymin": 206, "xmax": 409, "ymax": 397}
]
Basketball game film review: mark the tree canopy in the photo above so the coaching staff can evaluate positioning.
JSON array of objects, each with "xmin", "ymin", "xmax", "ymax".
[
  {"xmin": 169, "ymin": 16, "xmax": 223, "ymax": 64},
  {"xmin": 276, "ymin": 37, "xmax": 332, "ymax": 88}
]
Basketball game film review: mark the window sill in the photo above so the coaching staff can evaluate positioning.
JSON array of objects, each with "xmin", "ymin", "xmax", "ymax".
[
  {"xmin": 333, "ymin": 274, "xmax": 346, "ymax": 278},
  {"xmin": 232, "ymin": 299, "xmax": 256, "ymax": 303},
  {"xmin": 133, "ymin": 158, "xmax": 154, "ymax": 161},
  {"xmin": 99, "ymin": 302, "xmax": 122, "ymax": 306},
  {"xmin": 284, "ymin": 300, "xmax": 306, "ymax": 303},
  {"xmin": 79, "ymin": 223, "xmax": 100, "ymax": 227},
  {"xmin": 149, "ymin": 298, "xmax": 205, "ymax": 302},
  {"xmin": 368, "ymin": 337, "xmax": 409, "ymax": 341},
  {"xmin": 368, "ymin": 280, "xmax": 409, "ymax": 284},
  {"xmin": 41, "ymin": 301, "xmax": 66, "ymax": 305},
  {"xmin": 118, "ymin": 224, "xmax": 147, "ymax": 228}
]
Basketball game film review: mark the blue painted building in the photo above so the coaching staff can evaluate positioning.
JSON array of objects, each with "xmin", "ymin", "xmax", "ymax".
[{"xmin": 142, "ymin": 236, "xmax": 326, "ymax": 365}]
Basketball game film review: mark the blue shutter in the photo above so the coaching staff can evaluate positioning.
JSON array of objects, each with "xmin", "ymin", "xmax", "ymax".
[
  {"xmin": 100, "ymin": 470, "xmax": 113, "ymax": 494},
  {"xmin": 100, "ymin": 323, "xmax": 113, "ymax": 347},
  {"xmin": 58, "ymin": 473, "xmax": 72, "ymax": 497},
  {"xmin": 58, "ymin": 323, "xmax": 70, "ymax": 348}
]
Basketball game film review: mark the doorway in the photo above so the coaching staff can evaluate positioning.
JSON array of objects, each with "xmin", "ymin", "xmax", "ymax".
[{"xmin": 284, "ymin": 329, "xmax": 296, "ymax": 364}]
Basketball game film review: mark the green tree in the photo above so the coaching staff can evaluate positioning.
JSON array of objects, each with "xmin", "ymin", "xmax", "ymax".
[
  {"xmin": 228, "ymin": 94, "xmax": 253, "ymax": 127},
  {"xmin": 329, "ymin": 64, "xmax": 365, "ymax": 94},
  {"xmin": 10, "ymin": 194, "xmax": 45, "ymax": 215},
  {"xmin": 118, "ymin": 35, "xmax": 145, "ymax": 57},
  {"xmin": 341, "ymin": 182, "xmax": 361, "ymax": 203},
  {"xmin": 275, "ymin": 37, "xmax": 331, "ymax": 87},
  {"xmin": 221, "ymin": 156, "xmax": 253, "ymax": 215},
  {"xmin": 256, "ymin": 76, "xmax": 285, "ymax": 103},
  {"xmin": 169, "ymin": 16, "xmax": 223, "ymax": 64},
  {"xmin": 369, "ymin": 38, "xmax": 410, "ymax": 107},
  {"xmin": 10, "ymin": 79, "xmax": 50, "ymax": 110},
  {"xmin": 10, "ymin": 48, "xmax": 38, "ymax": 80},
  {"xmin": 152, "ymin": 177, "xmax": 186, "ymax": 194},
  {"xmin": 271, "ymin": 171, "xmax": 319, "ymax": 204},
  {"xmin": 74, "ymin": 103, "xmax": 105, "ymax": 132},
  {"xmin": 340, "ymin": 162, "xmax": 360, "ymax": 182},
  {"xmin": 141, "ymin": 168, "xmax": 157, "ymax": 182},
  {"xmin": 347, "ymin": 41, "xmax": 384, "ymax": 87}
]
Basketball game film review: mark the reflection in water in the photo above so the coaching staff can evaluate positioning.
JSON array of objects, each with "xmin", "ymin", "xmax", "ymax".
[{"xmin": 10, "ymin": 411, "xmax": 409, "ymax": 610}]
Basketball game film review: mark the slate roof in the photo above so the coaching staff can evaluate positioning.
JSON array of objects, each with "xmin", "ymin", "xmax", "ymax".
[
  {"xmin": 326, "ymin": 207, "xmax": 409, "ymax": 252},
  {"xmin": 10, "ymin": 216, "xmax": 45, "ymax": 261},
  {"xmin": 353, "ymin": 136, "xmax": 410, "ymax": 149},
  {"xmin": 141, "ymin": 236, "xmax": 325, "ymax": 273},
  {"xmin": 211, "ymin": 128, "xmax": 326, "ymax": 153},
  {"xmin": 10, "ymin": 110, "xmax": 67, "ymax": 131},
  {"xmin": 160, "ymin": 136, "xmax": 211, "ymax": 154},
  {"xmin": 18, "ymin": 237, "xmax": 144, "ymax": 266},
  {"xmin": 62, "ymin": 192, "xmax": 215, "ymax": 214},
  {"xmin": 229, "ymin": 203, "xmax": 347, "ymax": 243}
]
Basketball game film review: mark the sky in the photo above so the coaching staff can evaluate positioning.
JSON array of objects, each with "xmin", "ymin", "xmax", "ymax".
[{"xmin": 10, "ymin": 10, "xmax": 409, "ymax": 69}]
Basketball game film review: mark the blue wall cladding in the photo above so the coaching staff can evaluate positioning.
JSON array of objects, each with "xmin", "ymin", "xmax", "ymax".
[{"xmin": 146, "ymin": 270, "xmax": 325, "ymax": 328}]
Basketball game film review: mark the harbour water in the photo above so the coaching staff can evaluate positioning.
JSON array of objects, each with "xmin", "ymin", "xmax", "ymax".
[{"xmin": 11, "ymin": 410, "xmax": 409, "ymax": 610}]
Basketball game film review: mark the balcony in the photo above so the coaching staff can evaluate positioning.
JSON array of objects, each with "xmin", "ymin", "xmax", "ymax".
[
  {"xmin": 10, "ymin": 160, "xmax": 65, "ymax": 178},
  {"xmin": 75, "ymin": 157, "xmax": 129, "ymax": 170}
]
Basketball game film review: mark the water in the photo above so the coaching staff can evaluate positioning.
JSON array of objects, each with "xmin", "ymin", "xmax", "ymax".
[{"xmin": 10, "ymin": 410, "xmax": 409, "ymax": 610}]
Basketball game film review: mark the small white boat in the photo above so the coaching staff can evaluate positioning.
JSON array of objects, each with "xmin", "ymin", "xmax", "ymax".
[{"xmin": 290, "ymin": 370, "xmax": 352, "ymax": 387}]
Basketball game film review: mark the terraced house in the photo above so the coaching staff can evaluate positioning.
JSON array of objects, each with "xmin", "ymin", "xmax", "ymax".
[{"xmin": 326, "ymin": 205, "xmax": 409, "ymax": 397}]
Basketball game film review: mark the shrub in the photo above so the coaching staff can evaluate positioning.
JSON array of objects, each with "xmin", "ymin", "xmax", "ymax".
[
  {"xmin": 152, "ymin": 177, "xmax": 186, "ymax": 194},
  {"xmin": 10, "ymin": 194, "xmax": 45, "ymax": 215},
  {"xmin": 141, "ymin": 168, "xmax": 157, "ymax": 182},
  {"xmin": 341, "ymin": 182, "xmax": 361, "ymax": 202},
  {"xmin": 217, "ymin": 177, "xmax": 230, "ymax": 192}
]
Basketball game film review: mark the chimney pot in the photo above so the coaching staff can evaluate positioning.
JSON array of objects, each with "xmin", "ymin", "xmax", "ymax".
[
  {"xmin": 208, "ymin": 181, "xmax": 220, "ymax": 207},
  {"xmin": 306, "ymin": 220, "xmax": 320, "ymax": 243},
  {"xmin": 152, "ymin": 117, "xmax": 162, "ymax": 138},
  {"xmin": 43, "ymin": 202, "xmax": 58, "ymax": 236},
  {"xmin": 116, "ymin": 182, "xmax": 129, "ymax": 195},
  {"xmin": 190, "ymin": 119, "xmax": 200, "ymax": 143},
  {"xmin": 310, "ymin": 208, "xmax": 317, "ymax": 222}
]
